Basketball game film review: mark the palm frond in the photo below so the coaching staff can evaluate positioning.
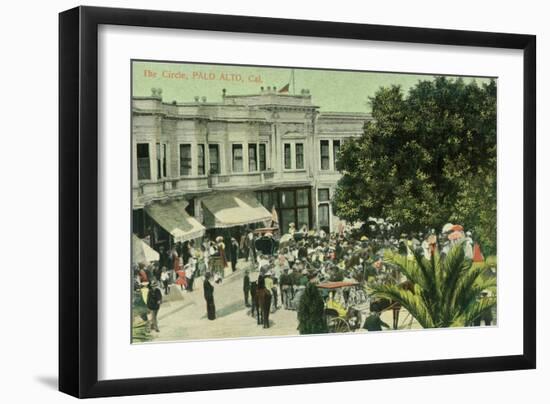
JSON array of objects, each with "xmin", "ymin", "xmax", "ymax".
[
  {"xmin": 371, "ymin": 283, "xmax": 435, "ymax": 328},
  {"xmin": 376, "ymin": 244, "xmax": 496, "ymax": 329},
  {"xmin": 413, "ymin": 250, "xmax": 438, "ymax": 309},
  {"xmin": 451, "ymin": 265, "xmax": 495, "ymax": 312},
  {"xmin": 385, "ymin": 249, "xmax": 426, "ymax": 290},
  {"xmin": 452, "ymin": 296, "xmax": 496, "ymax": 327}
]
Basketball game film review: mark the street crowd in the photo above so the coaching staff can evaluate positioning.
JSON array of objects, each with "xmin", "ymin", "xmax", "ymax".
[{"xmin": 133, "ymin": 219, "xmax": 484, "ymax": 334}]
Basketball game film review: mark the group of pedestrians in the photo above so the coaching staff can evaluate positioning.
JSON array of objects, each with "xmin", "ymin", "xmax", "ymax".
[{"xmin": 134, "ymin": 219, "xmax": 489, "ymax": 337}]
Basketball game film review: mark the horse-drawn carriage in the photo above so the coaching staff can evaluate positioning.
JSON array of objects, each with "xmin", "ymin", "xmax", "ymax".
[{"xmin": 317, "ymin": 281, "xmax": 370, "ymax": 333}]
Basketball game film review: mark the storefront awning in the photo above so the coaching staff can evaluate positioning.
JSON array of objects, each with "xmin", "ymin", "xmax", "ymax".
[
  {"xmin": 145, "ymin": 199, "xmax": 205, "ymax": 242},
  {"xmin": 132, "ymin": 234, "xmax": 159, "ymax": 264},
  {"xmin": 202, "ymin": 192, "xmax": 272, "ymax": 229}
]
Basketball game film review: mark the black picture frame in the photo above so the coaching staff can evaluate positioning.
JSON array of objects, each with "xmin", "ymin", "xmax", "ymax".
[{"xmin": 59, "ymin": 6, "xmax": 536, "ymax": 398}]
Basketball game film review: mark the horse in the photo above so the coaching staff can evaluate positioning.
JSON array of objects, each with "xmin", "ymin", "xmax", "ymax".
[
  {"xmin": 249, "ymin": 281, "xmax": 258, "ymax": 318},
  {"xmin": 255, "ymin": 287, "xmax": 272, "ymax": 328}
]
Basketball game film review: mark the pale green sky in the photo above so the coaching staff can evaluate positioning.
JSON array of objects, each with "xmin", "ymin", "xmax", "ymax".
[{"xmin": 132, "ymin": 60, "xmax": 491, "ymax": 113}]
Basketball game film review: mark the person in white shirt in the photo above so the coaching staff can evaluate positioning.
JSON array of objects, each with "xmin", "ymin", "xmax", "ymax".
[
  {"xmin": 186, "ymin": 258, "xmax": 196, "ymax": 291},
  {"xmin": 284, "ymin": 248, "xmax": 295, "ymax": 269},
  {"xmin": 288, "ymin": 222, "xmax": 296, "ymax": 235},
  {"xmin": 421, "ymin": 237, "xmax": 431, "ymax": 260},
  {"xmin": 464, "ymin": 231, "xmax": 474, "ymax": 259},
  {"xmin": 257, "ymin": 254, "xmax": 269, "ymax": 272},
  {"xmin": 160, "ymin": 267, "xmax": 170, "ymax": 295}
]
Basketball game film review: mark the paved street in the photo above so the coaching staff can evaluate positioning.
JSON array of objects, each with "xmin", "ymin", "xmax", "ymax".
[
  {"xmin": 152, "ymin": 260, "xmax": 301, "ymax": 342},
  {"xmin": 148, "ymin": 259, "xmax": 423, "ymax": 343}
]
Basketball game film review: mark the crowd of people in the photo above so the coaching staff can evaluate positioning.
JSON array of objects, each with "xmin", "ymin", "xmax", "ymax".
[{"xmin": 133, "ymin": 219, "xmax": 486, "ymax": 334}]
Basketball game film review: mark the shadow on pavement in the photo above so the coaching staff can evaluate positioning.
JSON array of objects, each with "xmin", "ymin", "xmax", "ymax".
[{"xmin": 200, "ymin": 300, "xmax": 244, "ymax": 320}]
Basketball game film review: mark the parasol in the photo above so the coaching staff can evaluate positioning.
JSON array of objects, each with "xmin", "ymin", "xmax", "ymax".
[
  {"xmin": 448, "ymin": 230, "xmax": 464, "ymax": 241},
  {"xmin": 132, "ymin": 234, "xmax": 159, "ymax": 264},
  {"xmin": 281, "ymin": 233, "xmax": 292, "ymax": 241}
]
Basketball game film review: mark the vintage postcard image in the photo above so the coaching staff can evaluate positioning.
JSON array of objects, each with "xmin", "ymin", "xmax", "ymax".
[{"xmin": 131, "ymin": 60, "xmax": 497, "ymax": 343}]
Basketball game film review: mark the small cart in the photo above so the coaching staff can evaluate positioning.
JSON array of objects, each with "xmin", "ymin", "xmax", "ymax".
[{"xmin": 317, "ymin": 281, "xmax": 370, "ymax": 333}]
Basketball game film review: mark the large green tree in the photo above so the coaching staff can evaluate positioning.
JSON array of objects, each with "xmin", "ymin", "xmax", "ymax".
[{"xmin": 332, "ymin": 77, "xmax": 497, "ymax": 254}]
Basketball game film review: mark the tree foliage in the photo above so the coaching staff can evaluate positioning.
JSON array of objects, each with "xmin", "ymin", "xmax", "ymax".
[
  {"xmin": 370, "ymin": 244, "xmax": 496, "ymax": 328},
  {"xmin": 297, "ymin": 282, "xmax": 329, "ymax": 334},
  {"xmin": 332, "ymin": 77, "xmax": 497, "ymax": 254}
]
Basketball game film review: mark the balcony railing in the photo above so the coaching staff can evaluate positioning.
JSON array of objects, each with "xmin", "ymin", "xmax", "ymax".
[
  {"xmin": 208, "ymin": 171, "xmax": 270, "ymax": 188},
  {"xmin": 134, "ymin": 169, "xmax": 310, "ymax": 206}
]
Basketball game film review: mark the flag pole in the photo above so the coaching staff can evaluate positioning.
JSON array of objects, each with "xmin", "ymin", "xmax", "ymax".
[{"xmin": 292, "ymin": 69, "xmax": 295, "ymax": 95}]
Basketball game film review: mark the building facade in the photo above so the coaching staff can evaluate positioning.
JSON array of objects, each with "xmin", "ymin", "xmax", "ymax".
[{"xmin": 132, "ymin": 86, "xmax": 371, "ymax": 248}]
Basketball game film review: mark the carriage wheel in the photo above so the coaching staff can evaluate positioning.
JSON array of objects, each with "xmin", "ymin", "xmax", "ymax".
[
  {"xmin": 398, "ymin": 311, "xmax": 415, "ymax": 330},
  {"xmin": 330, "ymin": 317, "xmax": 351, "ymax": 333}
]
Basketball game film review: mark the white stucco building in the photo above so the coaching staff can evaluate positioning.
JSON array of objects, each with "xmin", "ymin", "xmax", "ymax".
[{"xmin": 132, "ymin": 86, "xmax": 371, "ymax": 248}]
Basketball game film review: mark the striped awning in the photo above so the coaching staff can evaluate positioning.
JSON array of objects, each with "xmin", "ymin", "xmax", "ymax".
[
  {"xmin": 201, "ymin": 192, "xmax": 272, "ymax": 229},
  {"xmin": 145, "ymin": 199, "xmax": 205, "ymax": 242}
]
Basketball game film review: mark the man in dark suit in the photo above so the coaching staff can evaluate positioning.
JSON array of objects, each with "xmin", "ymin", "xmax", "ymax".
[
  {"xmin": 147, "ymin": 280, "xmax": 163, "ymax": 332},
  {"xmin": 363, "ymin": 312, "xmax": 390, "ymax": 331},
  {"xmin": 203, "ymin": 272, "xmax": 216, "ymax": 320},
  {"xmin": 279, "ymin": 268, "xmax": 293, "ymax": 309},
  {"xmin": 230, "ymin": 237, "xmax": 239, "ymax": 272},
  {"xmin": 243, "ymin": 270, "xmax": 251, "ymax": 307}
]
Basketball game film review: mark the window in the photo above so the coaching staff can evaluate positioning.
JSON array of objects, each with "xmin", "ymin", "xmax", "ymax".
[
  {"xmin": 248, "ymin": 144, "xmax": 257, "ymax": 172},
  {"xmin": 281, "ymin": 190, "xmax": 295, "ymax": 208},
  {"xmin": 186, "ymin": 198, "xmax": 195, "ymax": 216},
  {"xmin": 179, "ymin": 144, "xmax": 192, "ymax": 176},
  {"xmin": 333, "ymin": 140, "xmax": 341, "ymax": 170},
  {"xmin": 259, "ymin": 144, "xmax": 266, "ymax": 171},
  {"xmin": 296, "ymin": 143, "xmax": 304, "ymax": 169},
  {"xmin": 136, "ymin": 143, "xmax": 150, "ymax": 180},
  {"xmin": 197, "ymin": 144, "xmax": 205, "ymax": 175},
  {"xmin": 259, "ymin": 187, "xmax": 311, "ymax": 233},
  {"xmin": 156, "ymin": 143, "xmax": 167, "ymax": 179},
  {"xmin": 281, "ymin": 210, "xmax": 295, "ymax": 232},
  {"xmin": 284, "ymin": 143, "xmax": 291, "ymax": 169},
  {"xmin": 232, "ymin": 144, "xmax": 243, "ymax": 172},
  {"xmin": 208, "ymin": 144, "xmax": 219, "ymax": 174},
  {"xmin": 156, "ymin": 144, "xmax": 161, "ymax": 178},
  {"xmin": 297, "ymin": 208, "xmax": 310, "ymax": 229},
  {"xmin": 318, "ymin": 204, "xmax": 330, "ymax": 232},
  {"xmin": 297, "ymin": 188, "xmax": 309, "ymax": 206},
  {"xmin": 318, "ymin": 188, "xmax": 330, "ymax": 202},
  {"xmin": 256, "ymin": 190, "xmax": 276, "ymax": 210},
  {"xmin": 320, "ymin": 140, "xmax": 330, "ymax": 170},
  {"xmin": 162, "ymin": 144, "xmax": 167, "ymax": 177}
]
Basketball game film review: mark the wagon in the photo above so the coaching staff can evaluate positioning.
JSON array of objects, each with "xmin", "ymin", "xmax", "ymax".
[{"xmin": 317, "ymin": 281, "xmax": 370, "ymax": 333}]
